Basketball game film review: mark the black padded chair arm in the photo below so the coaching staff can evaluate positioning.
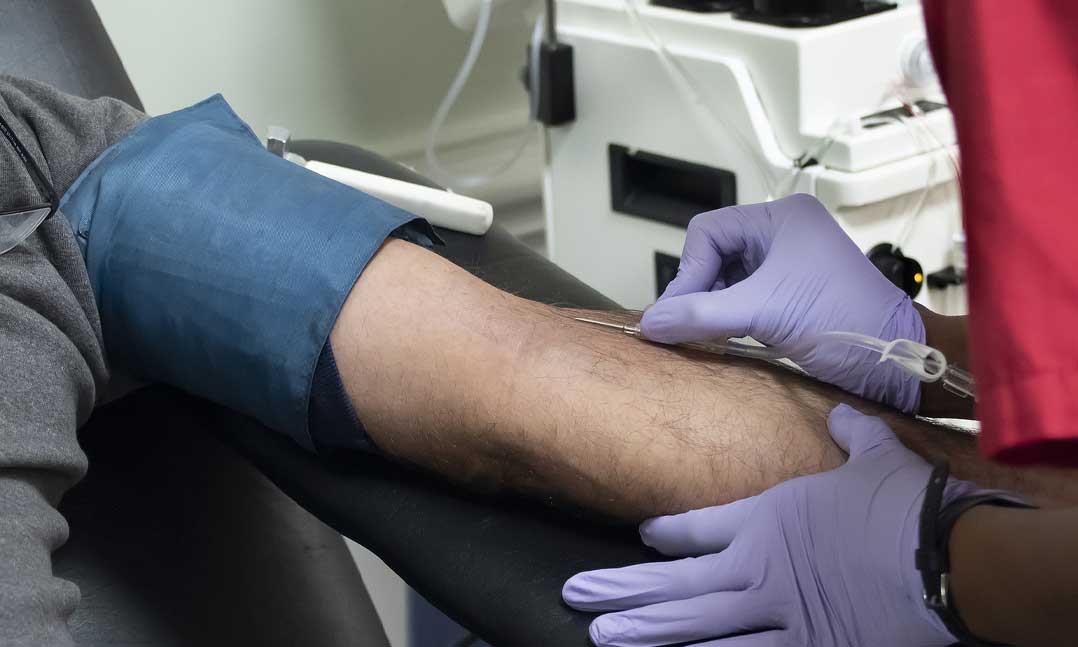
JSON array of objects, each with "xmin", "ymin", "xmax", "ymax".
[{"xmin": 216, "ymin": 415, "xmax": 659, "ymax": 647}]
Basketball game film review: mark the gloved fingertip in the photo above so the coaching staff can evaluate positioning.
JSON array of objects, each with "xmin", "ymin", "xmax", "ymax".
[
  {"xmin": 826, "ymin": 404, "xmax": 860, "ymax": 454},
  {"xmin": 828, "ymin": 404, "xmax": 898, "ymax": 458},
  {"xmin": 561, "ymin": 574, "xmax": 593, "ymax": 607},
  {"xmin": 639, "ymin": 304, "xmax": 679, "ymax": 343},
  {"xmin": 588, "ymin": 619, "xmax": 606, "ymax": 646},
  {"xmin": 589, "ymin": 616, "xmax": 627, "ymax": 647},
  {"xmin": 828, "ymin": 403, "xmax": 858, "ymax": 421},
  {"xmin": 637, "ymin": 516, "xmax": 664, "ymax": 548},
  {"xmin": 638, "ymin": 301, "xmax": 698, "ymax": 342}
]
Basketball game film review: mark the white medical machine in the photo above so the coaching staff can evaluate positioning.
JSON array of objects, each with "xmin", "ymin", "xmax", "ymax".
[{"xmin": 540, "ymin": 0, "xmax": 967, "ymax": 313}]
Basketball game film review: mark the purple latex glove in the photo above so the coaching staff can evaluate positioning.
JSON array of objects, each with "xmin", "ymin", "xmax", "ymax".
[
  {"xmin": 564, "ymin": 405, "xmax": 1001, "ymax": 647},
  {"xmin": 642, "ymin": 194, "xmax": 925, "ymax": 413}
]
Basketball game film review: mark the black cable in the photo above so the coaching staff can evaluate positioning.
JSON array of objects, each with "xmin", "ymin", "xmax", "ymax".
[{"xmin": 545, "ymin": 0, "xmax": 557, "ymax": 42}]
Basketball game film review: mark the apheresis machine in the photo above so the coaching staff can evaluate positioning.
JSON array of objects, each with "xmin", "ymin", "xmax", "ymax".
[{"xmin": 446, "ymin": 0, "xmax": 967, "ymax": 313}]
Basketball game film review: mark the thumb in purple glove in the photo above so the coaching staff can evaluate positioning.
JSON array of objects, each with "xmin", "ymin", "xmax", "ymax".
[
  {"xmin": 563, "ymin": 404, "xmax": 1005, "ymax": 647},
  {"xmin": 641, "ymin": 194, "xmax": 925, "ymax": 413}
]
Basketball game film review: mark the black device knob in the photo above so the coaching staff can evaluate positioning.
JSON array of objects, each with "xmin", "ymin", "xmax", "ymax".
[{"xmin": 868, "ymin": 243, "xmax": 924, "ymax": 299}]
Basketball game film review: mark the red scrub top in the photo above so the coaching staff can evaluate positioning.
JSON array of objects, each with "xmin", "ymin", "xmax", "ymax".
[{"xmin": 923, "ymin": 1, "xmax": 1078, "ymax": 464}]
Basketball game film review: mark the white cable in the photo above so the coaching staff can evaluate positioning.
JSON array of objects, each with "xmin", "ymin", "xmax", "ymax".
[
  {"xmin": 529, "ymin": 11, "xmax": 544, "ymax": 120},
  {"xmin": 907, "ymin": 104, "xmax": 960, "ymax": 179},
  {"xmin": 621, "ymin": 0, "xmax": 787, "ymax": 198},
  {"xmin": 884, "ymin": 80, "xmax": 960, "ymax": 177},
  {"xmin": 425, "ymin": 0, "xmax": 537, "ymax": 189},
  {"xmin": 774, "ymin": 130, "xmax": 839, "ymax": 197},
  {"xmin": 893, "ymin": 114, "xmax": 935, "ymax": 249}
]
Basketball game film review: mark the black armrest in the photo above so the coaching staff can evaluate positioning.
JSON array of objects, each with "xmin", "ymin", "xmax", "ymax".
[
  {"xmin": 58, "ymin": 388, "xmax": 391, "ymax": 647},
  {"xmin": 209, "ymin": 140, "xmax": 661, "ymax": 646}
]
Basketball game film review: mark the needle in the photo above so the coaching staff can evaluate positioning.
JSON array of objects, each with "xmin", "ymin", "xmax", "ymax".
[{"xmin": 574, "ymin": 317, "xmax": 642, "ymax": 335}]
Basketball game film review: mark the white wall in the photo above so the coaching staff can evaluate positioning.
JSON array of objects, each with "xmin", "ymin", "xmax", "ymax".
[{"xmin": 91, "ymin": 0, "xmax": 542, "ymax": 201}]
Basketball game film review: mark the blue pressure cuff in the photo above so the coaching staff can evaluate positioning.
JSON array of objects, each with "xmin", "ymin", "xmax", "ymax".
[{"xmin": 60, "ymin": 95, "xmax": 439, "ymax": 451}]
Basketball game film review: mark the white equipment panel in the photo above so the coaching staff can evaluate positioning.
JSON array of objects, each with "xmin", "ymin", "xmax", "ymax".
[{"xmin": 544, "ymin": 0, "xmax": 965, "ymax": 314}]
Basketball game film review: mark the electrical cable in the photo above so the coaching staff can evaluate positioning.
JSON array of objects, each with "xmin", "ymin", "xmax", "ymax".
[
  {"xmin": 621, "ymin": 0, "xmax": 791, "ymax": 198},
  {"xmin": 885, "ymin": 77, "xmax": 960, "ymax": 179},
  {"xmin": 425, "ymin": 0, "xmax": 539, "ymax": 189},
  {"xmin": 774, "ymin": 131, "xmax": 838, "ymax": 197},
  {"xmin": 866, "ymin": 76, "xmax": 961, "ymax": 251},
  {"xmin": 893, "ymin": 114, "xmax": 936, "ymax": 249}
]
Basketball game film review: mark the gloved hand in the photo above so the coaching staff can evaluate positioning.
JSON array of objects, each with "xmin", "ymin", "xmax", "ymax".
[
  {"xmin": 563, "ymin": 405, "xmax": 1003, "ymax": 647},
  {"xmin": 641, "ymin": 194, "xmax": 925, "ymax": 413}
]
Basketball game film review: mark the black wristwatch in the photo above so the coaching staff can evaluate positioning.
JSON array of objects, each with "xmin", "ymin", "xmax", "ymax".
[{"xmin": 915, "ymin": 460, "xmax": 1033, "ymax": 647}]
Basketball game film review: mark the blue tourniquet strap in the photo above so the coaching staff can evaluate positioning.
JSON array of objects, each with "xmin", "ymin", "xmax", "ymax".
[{"xmin": 60, "ymin": 95, "xmax": 436, "ymax": 450}]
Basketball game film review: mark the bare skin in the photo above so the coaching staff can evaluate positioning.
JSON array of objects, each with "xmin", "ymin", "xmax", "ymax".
[
  {"xmin": 949, "ymin": 505, "xmax": 1078, "ymax": 647},
  {"xmin": 915, "ymin": 311, "xmax": 1078, "ymax": 647},
  {"xmin": 916, "ymin": 303, "xmax": 976, "ymax": 420},
  {"xmin": 331, "ymin": 240, "xmax": 1078, "ymax": 520}
]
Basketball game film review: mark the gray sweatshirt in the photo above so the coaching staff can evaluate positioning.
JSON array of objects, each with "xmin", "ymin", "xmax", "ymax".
[{"xmin": 0, "ymin": 75, "xmax": 145, "ymax": 646}]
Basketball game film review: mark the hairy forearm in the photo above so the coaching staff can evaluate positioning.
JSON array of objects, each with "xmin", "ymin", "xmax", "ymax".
[
  {"xmin": 950, "ymin": 506, "xmax": 1078, "ymax": 646},
  {"xmin": 333, "ymin": 241, "xmax": 1078, "ymax": 519}
]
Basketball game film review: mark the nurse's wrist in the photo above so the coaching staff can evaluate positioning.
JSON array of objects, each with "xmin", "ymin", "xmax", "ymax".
[
  {"xmin": 871, "ymin": 297, "xmax": 930, "ymax": 414},
  {"xmin": 915, "ymin": 304, "xmax": 974, "ymax": 419},
  {"xmin": 947, "ymin": 504, "xmax": 1015, "ymax": 645}
]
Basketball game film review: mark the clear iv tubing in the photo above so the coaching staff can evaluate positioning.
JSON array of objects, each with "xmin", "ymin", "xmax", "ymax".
[
  {"xmin": 615, "ymin": 310, "xmax": 976, "ymax": 399},
  {"xmin": 424, "ymin": 0, "xmax": 541, "ymax": 189}
]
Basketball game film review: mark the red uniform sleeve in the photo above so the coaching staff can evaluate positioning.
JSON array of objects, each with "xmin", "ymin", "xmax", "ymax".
[{"xmin": 923, "ymin": 0, "xmax": 1078, "ymax": 465}]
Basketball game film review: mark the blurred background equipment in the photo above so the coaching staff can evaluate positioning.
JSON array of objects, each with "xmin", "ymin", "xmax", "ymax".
[
  {"xmin": 85, "ymin": 1, "xmax": 968, "ymax": 644},
  {"xmin": 542, "ymin": 0, "xmax": 965, "ymax": 313}
]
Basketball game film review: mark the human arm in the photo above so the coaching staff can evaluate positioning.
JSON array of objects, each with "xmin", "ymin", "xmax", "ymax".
[
  {"xmin": 0, "ymin": 233, "xmax": 96, "ymax": 647},
  {"xmin": 949, "ymin": 505, "xmax": 1078, "ymax": 646},
  {"xmin": 53, "ymin": 86, "xmax": 1076, "ymax": 522},
  {"xmin": 0, "ymin": 76, "xmax": 144, "ymax": 645},
  {"xmin": 331, "ymin": 239, "xmax": 1078, "ymax": 520},
  {"xmin": 922, "ymin": 0, "xmax": 1078, "ymax": 464},
  {"xmin": 915, "ymin": 304, "xmax": 974, "ymax": 419},
  {"xmin": 638, "ymin": 194, "xmax": 927, "ymax": 415},
  {"xmin": 638, "ymin": 194, "xmax": 984, "ymax": 421},
  {"xmin": 561, "ymin": 406, "xmax": 1027, "ymax": 647}
]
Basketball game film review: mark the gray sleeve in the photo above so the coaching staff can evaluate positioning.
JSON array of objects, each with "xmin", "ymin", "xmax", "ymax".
[{"xmin": 0, "ymin": 76, "xmax": 145, "ymax": 646}]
